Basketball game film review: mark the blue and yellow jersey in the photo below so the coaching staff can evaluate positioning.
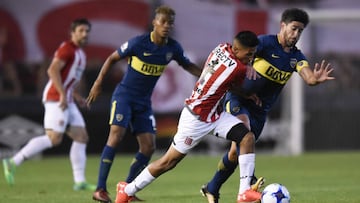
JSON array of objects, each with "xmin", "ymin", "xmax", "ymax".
[
  {"xmin": 113, "ymin": 33, "xmax": 191, "ymax": 98},
  {"xmin": 240, "ymin": 34, "xmax": 308, "ymax": 112}
]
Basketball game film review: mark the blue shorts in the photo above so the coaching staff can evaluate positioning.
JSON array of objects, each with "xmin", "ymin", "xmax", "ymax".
[
  {"xmin": 223, "ymin": 93, "xmax": 266, "ymax": 140},
  {"xmin": 109, "ymin": 94, "xmax": 156, "ymax": 135}
]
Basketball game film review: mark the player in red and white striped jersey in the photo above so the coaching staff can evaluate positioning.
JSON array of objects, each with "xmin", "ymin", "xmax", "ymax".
[
  {"xmin": 185, "ymin": 42, "xmax": 248, "ymax": 122},
  {"xmin": 2, "ymin": 18, "xmax": 96, "ymax": 191},
  {"xmin": 42, "ymin": 39, "xmax": 86, "ymax": 103},
  {"xmin": 115, "ymin": 31, "xmax": 262, "ymax": 203}
]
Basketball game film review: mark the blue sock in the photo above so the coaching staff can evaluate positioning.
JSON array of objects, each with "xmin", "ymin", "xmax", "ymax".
[
  {"xmin": 207, "ymin": 152, "xmax": 238, "ymax": 197},
  {"xmin": 96, "ymin": 145, "xmax": 116, "ymax": 191},
  {"xmin": 125, "ymin": 152, "xmax": 150, "ymax": 183}
]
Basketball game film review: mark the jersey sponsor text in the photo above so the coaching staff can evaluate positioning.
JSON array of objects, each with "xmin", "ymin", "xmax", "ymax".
[{"xmin": 131, "ymin": 56, "xmax": 166, "ymax": 76}]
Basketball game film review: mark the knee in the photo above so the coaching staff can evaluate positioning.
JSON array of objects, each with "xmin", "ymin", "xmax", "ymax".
[
  {"xmin": 140, "ymin": 143, "xmax": 155, "ymax": 156},
  {"xmin": 240, "ymin": 132, "xmax": 255, "ymax": 147},
  {"xmin": 107, "ymin": 126, "xmax": 126, "ymax": 147},
  {"xmin": 138, "ymin": 133, "xmax": 156, "ymax": 156},
  {"xmin": 226, "ymin": 123, "xmax": 250, "ymax": 144},
  {"xmin": 74, "ymin": 129, "xmax": 89, "ymax": 143},
  {"xmin": 239, "ymin": 132, "xmax": 256, "ymax": 154},
  {"xmin": 67, "ymin": 127, "xmax": 89, "ymax": 143},
  {"xmin": 47, "ymin": 133, "xmax": 63, "ymax": 146}
]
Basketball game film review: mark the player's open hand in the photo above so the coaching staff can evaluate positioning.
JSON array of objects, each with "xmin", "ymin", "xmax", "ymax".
[
  {"xmin": 313, "ymin": 60, "xmax": 335, "ymax": 83},
  {"xmin": 59, "ymin": 95, "xmax": 68, "ymax": 111},
  {"xmin": 86, "ymin": 83, "xmax": 102, "ymax": 108}
]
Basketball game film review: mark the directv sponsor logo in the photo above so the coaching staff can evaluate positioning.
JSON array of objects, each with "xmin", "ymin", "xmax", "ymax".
[{"xmin": 213, "ymin": 46, "xmax": 236, "ymax": 68}]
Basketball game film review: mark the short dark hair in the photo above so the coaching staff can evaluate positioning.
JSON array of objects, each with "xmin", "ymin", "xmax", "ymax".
[
  {"xmin": 155, "ymin": 5, "xmax": 175, "ymax": 16},
  {"xmin": 70, "ymin": 18, "xmax": 91, "ymax": 32},
  {"xmin": 281, "ymin": 8, "xmax": 309, "ymax": 27},
  {"xmin": 234, "ymin": 30, "xmax": 259, "ymax": 47}
]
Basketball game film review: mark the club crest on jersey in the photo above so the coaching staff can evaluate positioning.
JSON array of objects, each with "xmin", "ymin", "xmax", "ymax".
[
  {"xmin": 184, "ymin": 136, "xmax": 193, "ymax": 145},
  {"xmin": 232, "ymin": 106, "xmax": 240, "ymax": 113},
  {"xmin": 208, "ymin": 59, "xmax": 219, "ymax": 69},
  {"xmin": 290, "ymin": 58, "xmax": 297, "ymax": 69},
  {"xmin": 116, "ymin": 114, "xmax": 123, "ymax": 122},
  {"xmin": 166, "ymin": 52, "xmax": 173, "ymax": 61},
  {"xmin": 59, "ymin": 120, "xmax": 65, "ymax": 126}
]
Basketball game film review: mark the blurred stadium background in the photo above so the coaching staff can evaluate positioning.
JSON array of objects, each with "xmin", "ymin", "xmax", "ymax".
[{"xmin": 0, "ymin": 0, "xmax": 359, "ymax": 158}]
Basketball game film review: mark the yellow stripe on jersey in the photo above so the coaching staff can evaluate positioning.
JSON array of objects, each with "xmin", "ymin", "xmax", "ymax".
[
  {"xmin": 254, "ymin": 58, "xmax": 292, "ymax": 85},
  {"xmin": 225, "ymin": 101, "xmax": 231, "ymax": 113},
  {"xmin": 109, "ymin": 100, "xmax": 116, "ymax": 125},
  {"xmin": 130, "ymin": 56, "xmax": 166, "ymax": 76}
]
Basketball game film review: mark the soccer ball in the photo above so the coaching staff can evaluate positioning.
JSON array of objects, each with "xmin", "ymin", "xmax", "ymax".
[{"xmin": 261, "ymin": 183, "xmax": 291, "ymax": 203}]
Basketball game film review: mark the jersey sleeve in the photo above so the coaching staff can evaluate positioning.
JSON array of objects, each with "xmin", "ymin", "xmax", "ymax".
[
  {"xmin": 295, "ymin": 51, "xmax": 308, "ymax": 72},
  {"xmin": 54, "ymin": 42, "xmax": 73, "ymax": 62},
  {"xmin": 117, "ymin": 36, "xmax": 138, "ymax": 59},
  {"xmin": 172, "ymin": 41, "xmax": 192, "ymax": 67}
]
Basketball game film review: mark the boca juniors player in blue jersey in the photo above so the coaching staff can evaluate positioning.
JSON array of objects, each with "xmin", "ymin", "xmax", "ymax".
[
  {"xmin": 201, "ymin": 8, "xmax": 335, "ymax": 203},
  {"xmin": 87, "ymin": 5, "xmax": 201, "ymax": 203}
]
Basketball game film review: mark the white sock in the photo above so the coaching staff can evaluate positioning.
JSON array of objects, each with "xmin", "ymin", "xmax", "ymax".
[
  {"xmin": 70, "ymin": 141, "xmax": 87, "ymax": 183},
  {"xmin": 238, "ymin": 153, "xmax": 255, "ymax": 194},
  {"xmin": 12, "ymin": 135, "xmax": 52, "ymax": 166},
  {"xmin": 125, "ymin": 167, "xmax": 155, "ymax": 196}
]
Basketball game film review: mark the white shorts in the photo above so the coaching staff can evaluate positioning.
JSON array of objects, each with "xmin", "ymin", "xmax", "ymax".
[
  {"xmin": 43, "ymin": 102, "xmax": 85, "ymax": 133},
  {"xmin": 172, "ymin": 107, "xmax": 243, "ymax": 154}
]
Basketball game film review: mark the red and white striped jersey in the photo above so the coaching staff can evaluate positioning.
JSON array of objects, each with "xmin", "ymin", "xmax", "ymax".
[
  {"xmin": 42, "ymin": 41, "xmax": 86, "ymax": 103},
  {"xmin": 185, "ymin": 43, "xmax": 246, "ymax": 122}
]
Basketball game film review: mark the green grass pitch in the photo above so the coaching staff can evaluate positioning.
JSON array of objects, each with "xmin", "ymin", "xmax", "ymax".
[{"xmin": 1, "ymin": 151, "xmax": 359, "ymax": 203}]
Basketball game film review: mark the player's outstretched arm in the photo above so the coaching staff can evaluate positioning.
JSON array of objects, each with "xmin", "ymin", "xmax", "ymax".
[
  {"xmin": 86, "ymin": 51, "xmax": 121, "ymax": 107},
  {"xmin": 299, "ymin": 59, "xmax": 335, "ymax": 86},
  {"xmin": 183, "ymin": 62, "xmax": 202, "ymax": 77}
]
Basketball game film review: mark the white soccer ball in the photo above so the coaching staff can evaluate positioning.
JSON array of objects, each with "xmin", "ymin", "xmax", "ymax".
[{"xmin": 261, "ymin": 183, "xmax": 291, "ymax": 203}]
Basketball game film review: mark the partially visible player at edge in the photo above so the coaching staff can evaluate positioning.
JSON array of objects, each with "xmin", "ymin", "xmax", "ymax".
[
  {"xmin": 2, "ymin": 18, "xmax": 96, "ymax": 191},
  {"xmin": 201, "ymin": 8, "xmax": 335, "ymax": 203},
  {"xmin": 114, "ymin": 31, "xmax": 262, "ymax": 203},
  {"xmin": 86, "ymin": 5, "xmax": 202, "ymax": 203}
]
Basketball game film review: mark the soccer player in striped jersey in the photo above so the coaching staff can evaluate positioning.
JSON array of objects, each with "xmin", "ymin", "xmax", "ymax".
[
  {"xmin": 114, "ymin": 30, "xmax": 261, "ymax": 203},
  {"xmin": 2, "ymin": 18, "xmax": 96, "ymax": 191},
  {"xmin": 201, "ymin": 8, "xmax": 335, "ymax": 203},
  {"xmin": 87, "ymin": 5, "xmax": 202, "ymax": 203}
]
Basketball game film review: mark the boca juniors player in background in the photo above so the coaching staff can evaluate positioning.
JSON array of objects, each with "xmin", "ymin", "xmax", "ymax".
[{"xmin": 87, "ymin": 5, "xmax": 201, "ymax": 203}]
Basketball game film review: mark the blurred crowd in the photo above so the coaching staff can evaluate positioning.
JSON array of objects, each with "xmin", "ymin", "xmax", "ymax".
[
  {"xmin": 1, "ymin": 53, "xmax": 358, "ymax": 101},
  {"xmin": 0, "ymin": 23, "xmax": 359, "ymax": 99}
]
